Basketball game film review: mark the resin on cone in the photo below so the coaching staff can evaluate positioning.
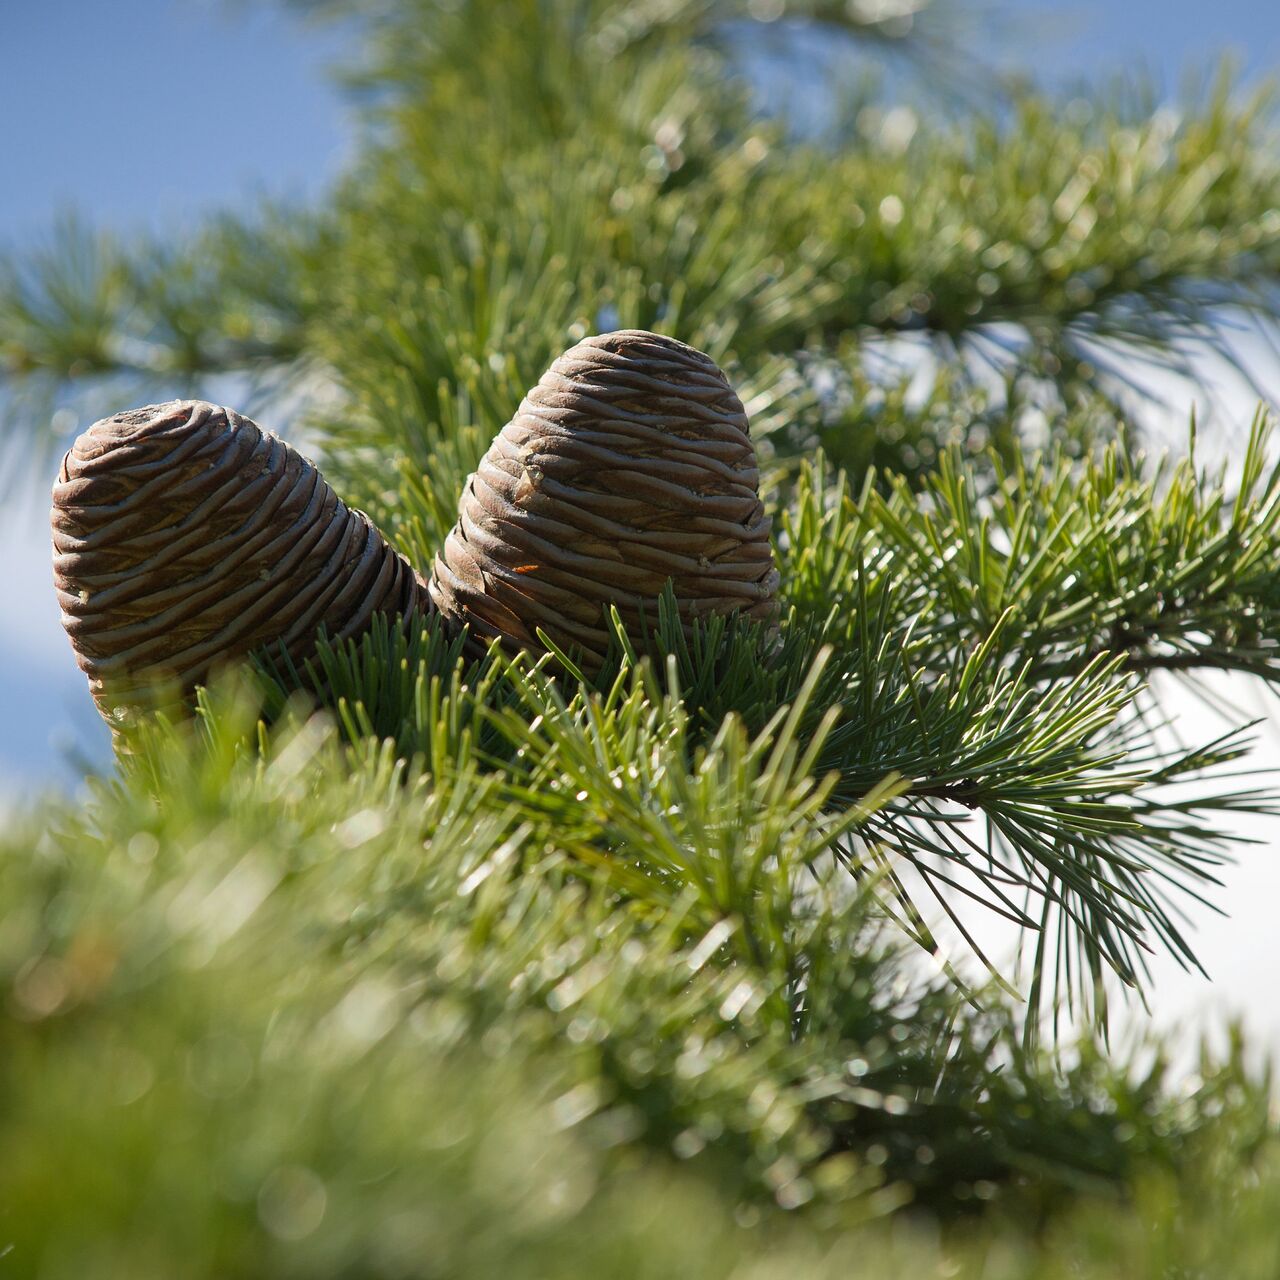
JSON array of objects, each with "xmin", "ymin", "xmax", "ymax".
[
  {"xmin": 429, "ymin": 330, "xmax": 779, "ymax": 671},
  {"xmin": 51, "ymin": 400, "xmax": 431, "ymax": 721}
]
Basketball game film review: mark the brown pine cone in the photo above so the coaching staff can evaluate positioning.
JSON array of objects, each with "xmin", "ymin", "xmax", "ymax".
[
  {"xmin": 428, "ymin": 330, "xmax": 779, "ymax": 672},
  {"xmin": 51, "ymin": 400, "xmax": 431, "ymax": 721}
]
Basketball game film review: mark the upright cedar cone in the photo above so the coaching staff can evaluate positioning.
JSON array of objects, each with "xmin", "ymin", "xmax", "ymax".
[
  {"xmin": 51, "ymin": 400, "xmax": 430, "ymax": 720},
  {"xmin": 429, "ymin": 330, "xmax": 779, "ymax": 671}
]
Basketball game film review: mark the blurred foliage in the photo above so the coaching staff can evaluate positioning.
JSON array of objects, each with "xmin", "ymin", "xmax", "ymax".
[
  {"xmin": 1, "ymin": 694, "xmax": 1276, "ymax": 1274},
  {"xmin": 5, "ymin": 0, "xmax": 1280, "ymax": 1270}
]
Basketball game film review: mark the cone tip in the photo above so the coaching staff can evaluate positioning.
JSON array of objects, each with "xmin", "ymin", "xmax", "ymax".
[
  {"xmin": 577, "ymin": 328, "xmax": 718, "ymax": 366},
  {"xmin": 83, "ymin": 398, "xmax": 221, "ymax": 447}
]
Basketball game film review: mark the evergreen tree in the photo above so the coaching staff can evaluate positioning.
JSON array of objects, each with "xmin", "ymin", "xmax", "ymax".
[{"xmin": 4, "ymin": 2, "xmax": 1280, "ymax": 1273}]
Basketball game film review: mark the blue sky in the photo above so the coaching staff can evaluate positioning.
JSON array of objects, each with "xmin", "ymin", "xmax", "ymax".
[
  {"xmin": 1005, "ymin": 0, "xmax": 1279, "ymax": 87},
  {"xmin": 0, "ymin": 0, "xmax": 350, "ymax": 245}
]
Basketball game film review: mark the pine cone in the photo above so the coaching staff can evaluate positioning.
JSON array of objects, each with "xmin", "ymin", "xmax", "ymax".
[
  {"xmin": 428, "ymin": 330, "xmax": 779, "ymax": 672},
  {"xmin": 51, "ymin": 400, "xmax": 431, "ymax": 721}
]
